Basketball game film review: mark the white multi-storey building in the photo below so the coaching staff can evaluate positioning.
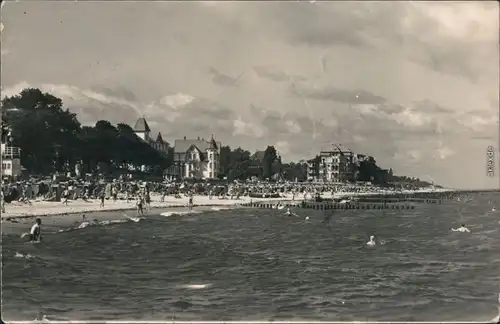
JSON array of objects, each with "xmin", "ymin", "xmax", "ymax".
[
  {"xmin": 171, "ymin": 135, "xmax": 221, "ymax": 180},
  {"xmin": 318, "ymin": 144, "xmax": 355, "ymax": 182}
]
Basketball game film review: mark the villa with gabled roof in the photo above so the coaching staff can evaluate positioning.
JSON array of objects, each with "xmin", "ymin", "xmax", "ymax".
[
  {"xmin": 170, "ymin": 135, "xmax": 221, "ymax": 179},
  {"xmin": 131, "ymin": 117, "xmax": 222, "ymax": 179}
]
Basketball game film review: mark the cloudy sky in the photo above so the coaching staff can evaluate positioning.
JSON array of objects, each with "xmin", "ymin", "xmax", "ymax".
[{"xmin": 1, "ymin": 1, "xmax": 499, "ymax": 189}]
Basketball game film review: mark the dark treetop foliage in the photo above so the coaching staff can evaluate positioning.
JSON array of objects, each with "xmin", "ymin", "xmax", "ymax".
[{"xmin": 2, "ymin": 88, "xmax": 171, "ymax": 176}]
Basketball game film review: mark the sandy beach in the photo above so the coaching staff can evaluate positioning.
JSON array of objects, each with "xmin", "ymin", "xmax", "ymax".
[{"xmin": 0, "ymin": 193, "xmax": 303, "ymax": 219}]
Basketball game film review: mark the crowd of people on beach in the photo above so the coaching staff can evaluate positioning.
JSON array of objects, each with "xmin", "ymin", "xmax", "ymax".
[{"xmin": 0, "ymin": 176, "xmax": 443, "ymax": 209}]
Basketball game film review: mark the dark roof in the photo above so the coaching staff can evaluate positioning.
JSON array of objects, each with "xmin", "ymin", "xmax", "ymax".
[
  {"xmin": 174, "ymin": 138, "xmax": 221, "ymax": 153},
  {"xmin": 251, "ymin": 150, "xmax": 266, "ymax": 161},
  {"xmin": 320, "ymin": 144, "xmax": 347, "ymax": 156},
  {"xmin": 134, "ymin": 117, "xmax": 151, "ymax": 132},
  {"xmin": 208, "ymin": 135, "xmax": 218, "ymax": 150},
  {"xmin": 156, "ymin": 132, "xmax": 163, "ymax": 142}
]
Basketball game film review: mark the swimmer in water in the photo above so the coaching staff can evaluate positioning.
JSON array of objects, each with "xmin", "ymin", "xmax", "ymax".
[
  {"xmin": 284, "ymin": 207, "xmax": 292, "ymax": 216},
  {"xmin": 323, "ymin": 212, "xmax": 332, "ymax": 224},
  {"xmin": 451, "ymin": 224, "xmax": 470, "ymax": 233},
  {"xmin": 367, "ymin": 235, "xmax": 375, "ymax": 246},
  {"xmin": 29, "ymin": 218, "xmax": 42, "ymax": 242}
]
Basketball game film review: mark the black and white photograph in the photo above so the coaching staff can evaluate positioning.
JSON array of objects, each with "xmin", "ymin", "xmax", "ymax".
[{"xmin": 1, "ymin": 0, "xmax": 499, "ymax": 322}]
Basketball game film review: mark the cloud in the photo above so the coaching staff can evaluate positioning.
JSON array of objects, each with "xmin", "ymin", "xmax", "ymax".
[
  {"xmin": 253, "ymin": 65, "xmax": 289, "ymax": 82},
  {"xmin": 268, "ymin": 2, "xmax": 389, "ymax": 48},
  {"xmin": 1, "ymin": 1, "xmax": 498, "ymax": 189},
  {"xmin": 291, "ymin": 82, "xmax": 387, "ymax": 105},
  {"xmin": 208, "ymin": 67, "xmax": 242, "ymax": 87},
  {"xmin": 2, "ymin": 81, "xmax": 235, "ymax": 140},
  {"xmin": 233, "ymin": 117, "xmax": 265, "ymax": 138},
  {"xmin": 284, "ymin": 119, "xmax": 301, "ymax": 134},
  {"xmin": 159, "ymin": 93, "xmax": 195, "ymax": 109},
  {"xmin": 376, "ymin": 103, "xmax": 406, "ymax": 115},
  {"xmin": 91, "ymin": 86, "xmax": 137, "ymax": 102},
  {"xmin": 455, "ymin": 111, "xmax": 498, "ymax": 133},
  {"xmin": 275, "ymin": 140, "xmax": 290, "ymax": 156},
  {"xmin": 435, "ymin": 147, "xmax": 455, "ymax": 160},
  {"xmin": 393, "ymin": 149, "xmax": 422, "ymax": 162},
  {"xmin": 401, "ymin": 2, "xmax": 499, "ymax": 81}
]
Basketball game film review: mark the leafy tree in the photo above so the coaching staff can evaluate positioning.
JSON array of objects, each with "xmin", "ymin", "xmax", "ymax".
[
  {"xmin": 262, "ymin": 145, "xmax": 277, "ymax": 180},
  {"xmin": 282, "ymin": 162, "xmax": 307, "ymax": 182},
  {"xmin": 227, "ymin": 147, "xmax": 252, "ymax": 180},
  {"xmin": 219, "ymin": 145, "xmax": 232, "ymax": 178},
  {"xmin": 2, "ymin": 88, "xmax": 171, "ymax": 176},
  {"xmin": 217, "ymin": 145, "xmax": 253, "ymax": 180},
  {"xmin": 2, "ymin": 88, "xmax": 81, "ymax": 174},
  {"xmin": 357, "ymin": 156, "xmax": 378, "ymax": 182}
]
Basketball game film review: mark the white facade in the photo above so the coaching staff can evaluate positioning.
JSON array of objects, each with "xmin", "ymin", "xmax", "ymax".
[
  {"xmin": 184, "ymin": 144, "xmax": 219, "ymax": 179},
  {"xmin": 172, "ymin": 136, "xmax": 221, "ymax": 180},
  {"xmin": 319, "ymin": 153, "xmax": 343, "ymax": 182},
  {"xmin": 1, "ymin": 143, "xmax": 22, "ymax": 178},
  {"xmin": 318, "ymin": 145, "xmax": 355, "ymax": 182},
  {"xmin": 136, "ymin": 131, "xmax": 148, "ymax": 141}
]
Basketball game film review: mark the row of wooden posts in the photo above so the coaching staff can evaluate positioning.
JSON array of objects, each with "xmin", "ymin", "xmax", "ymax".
[{"xmin": 243, "ymin": 202, "xmax": 416, "ymax": 210}]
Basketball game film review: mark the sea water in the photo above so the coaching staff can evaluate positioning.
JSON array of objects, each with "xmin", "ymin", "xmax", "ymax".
[{"xmin": 3, "ymin": 192, "xmax": 499, "ymax": 321}]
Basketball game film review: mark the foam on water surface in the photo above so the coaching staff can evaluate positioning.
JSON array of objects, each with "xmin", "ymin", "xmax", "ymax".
[
  {"xmin": 160, "ymin": 210, "xmax": 202, "ymax": 217},
  {"xmin": 178, "ymin": 283, "xmax": 213, "ymax": 290}
]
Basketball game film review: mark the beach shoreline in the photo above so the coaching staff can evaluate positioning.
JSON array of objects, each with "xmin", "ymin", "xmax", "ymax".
[
  {"xmin": 1, "ymin": 205, "xmax": 224, "ymax": 236},
  {"xmin": 0, "ymin": 188, "xmax": 454, "ymax": 220},
  {"xmin": 0, "ymin": 194, "xmax": 294, "ymax": 220}
]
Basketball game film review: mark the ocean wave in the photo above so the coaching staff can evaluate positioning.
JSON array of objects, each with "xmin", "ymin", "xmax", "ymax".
[
  {"xmin": 57, "ymin": 218, "xmax": 136, "ymax": 233},
  {"xmin": 210, "ymin": 207, "xmax": 233, "ymax": 211},
  {"xmin": 160, "ymin": 210, "xmax": 202, "ymax": 217},
  {"xmin": 14, "ymin": 252, "xmax": 34, "ymax": 259},
  {"xmin": 178, "ymin": 283, "xmax": 213, "ymax": 290}
]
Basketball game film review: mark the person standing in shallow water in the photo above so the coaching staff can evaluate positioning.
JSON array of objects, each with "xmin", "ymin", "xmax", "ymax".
[
  {"xmin": 145, "ymin": 188, "xmax": 151, "ymax": 210},
  {"xmin": 136, "ymin": 197, "xmax": 144, "ymax": 217},
  {"xmin": 29, "ymin": 218, "xmax": 42, "ymax": 242},
  {"xmin": 99, "ymin": 191, "xmax": 105, "ymax": 208},
  {"xmin": 188, "ymin": 193, "xmax": 193, "ymax": 211}
]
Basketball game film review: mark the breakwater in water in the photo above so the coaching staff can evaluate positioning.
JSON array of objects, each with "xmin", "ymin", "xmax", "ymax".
[
  {"xmin": 243, "ymin": 201, "xmax": 416, "ymax": 210},
  {"xmin": 351, "ymin": 197, "xmax": 442, "ymax": 204}
]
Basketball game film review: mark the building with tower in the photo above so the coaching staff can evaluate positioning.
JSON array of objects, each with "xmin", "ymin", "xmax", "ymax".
[
  {"xmin": 133, "ymin": 117, "xmax": 170, "ymax": 154},
  {"xmin": 170, "ymin": 135, "xmax": 221, "ymax": 180}
]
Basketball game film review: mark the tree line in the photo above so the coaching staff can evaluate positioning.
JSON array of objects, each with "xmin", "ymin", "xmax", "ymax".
[
  {"xmin": 218, "ymin": 145, "xmax": 308, "ymax": 182},
  {"xmin": 1, "ymin": 87, "xmax": 433, "ymax": 186},
  {"xmin": 1, "ymin": 88, "xmax": 170, "ymax": 176}
]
